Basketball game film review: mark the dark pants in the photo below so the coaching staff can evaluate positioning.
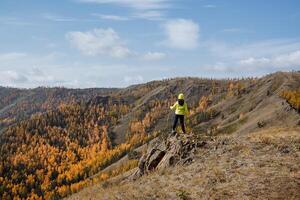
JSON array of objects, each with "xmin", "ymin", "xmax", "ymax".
[{"xmin": 172, "ymin": 114, "xmax": 185, "ymax": 133}]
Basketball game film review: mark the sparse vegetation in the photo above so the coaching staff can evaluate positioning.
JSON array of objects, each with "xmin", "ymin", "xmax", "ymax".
[
  {"xmin": 216, "ymin": 117, "xmax": 248, "ymax": 135},
  {"xmin": 176, "ymin": 190, "xmax": 191, "ymax": 200},
  {"xmin": 281, "ymin": 89, "xmax": 300, "ymax": 112},
  {"xmin": 68, "ymin": 127, "xmax": 300, "ymax": 200},
  {"xmin": 257, "ymin": 121, "xmax": 266, "ymax": 128},
  {"xmin": 218, "ymin": 122, "xmax": 238, "ymax": 134}
]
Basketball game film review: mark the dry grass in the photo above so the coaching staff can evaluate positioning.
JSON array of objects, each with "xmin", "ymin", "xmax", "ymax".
[{"xmin": 67, "ymin": 126, "xmax": 300, "ymax": 200}]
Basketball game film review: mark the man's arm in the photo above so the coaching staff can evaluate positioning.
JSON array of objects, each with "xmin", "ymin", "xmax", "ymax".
[{"xmin": 170, "ymin": 102, "xmax": 177, "ymax": 110}]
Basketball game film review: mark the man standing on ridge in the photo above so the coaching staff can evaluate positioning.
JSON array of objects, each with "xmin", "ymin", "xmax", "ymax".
[{"xmin": 170, "ymin": 93, "xmax": 189, "ymax": 134}]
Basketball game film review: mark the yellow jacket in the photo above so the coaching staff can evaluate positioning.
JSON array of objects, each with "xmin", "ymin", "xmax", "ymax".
[{"xmin": 170, "ymin": 101, "xmax": 189, "ymax": 115}]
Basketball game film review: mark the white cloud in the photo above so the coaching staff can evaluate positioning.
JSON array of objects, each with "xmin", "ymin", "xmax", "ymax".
[
  {"xmin": 78, "ymin": 0, "xmax": 169, "ymax": 11},
  {"xmin": 92, "ymin": 10, "xmax": 165, "ymax": 21},
  {"xmin": 197, "ymin": 38, "xmax": 300, "ymax": 76},
  {"xmin": 239, "ymin": 50, "xmax": 300, "ymax": 69},
  {"xmin": 0, "ymin": 53, "xmax": 27, "ymax": 62},
  {"xmin": 239, "ymin": 57, "xmax": 270, "ymax": 68},
  {"xmin": 92, "ymin": 13, "xmax": 129, "ymax": 21},
  {"xmin": 0, "ymin": 52, "xmax": 63, "ymax": 68},
  {"xmin": 207, "ymin": 39, "xmax": 300, "ymax": 59},
  {"xmin": 42, "ymin": 13, "xmax": 76, "ymax": 22},
  {"xmin": 79, "ymin": 0, "xmax": 169, "ymax": 21},
  {"xmin": 142, "ymin": 52, "xmax": 166, "ymax": 61},
  {"xmin": 133, "ymin": 10, "xmax": 165, "ymax": 20},
  {"xmin": 66, "ymin": 28, "xmax": 132, "ymax": 58},
  {"xmin": 0, "ymin": 71, "xmax": 28, "ymax": 86},
  {"xmin": 0, "ymin": 68, "xmax": 58, "ymax": 87},
  {"xmin": 204, "ymin": 39, "xmax": 300, "ymax": 73},
  {"xmin": 0, "ymin": 52, "xmax": 68, "ymax": 87},
  {"xmin": 203, "ymin": 50, "xmax": 300, "ymax": 75},
  {"xmin": 163, "ymin": 19, "xmax": 199, "ymax": 50},
  {"xmin": 274, "ymin": 50, "xmax": 300, "ymax": 66}
]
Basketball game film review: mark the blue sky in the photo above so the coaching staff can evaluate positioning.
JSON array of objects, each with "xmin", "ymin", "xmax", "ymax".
[{"xmin": 0, "ymin": 0, "xmax": 300, "ymax": 88}]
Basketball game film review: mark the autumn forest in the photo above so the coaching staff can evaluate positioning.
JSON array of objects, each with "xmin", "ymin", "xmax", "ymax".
[{"xmin": 0, "ymin": 72, "xmax": 299, "ymax": 199}]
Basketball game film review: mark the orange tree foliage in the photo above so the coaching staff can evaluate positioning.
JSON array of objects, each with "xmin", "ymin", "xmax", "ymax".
[
  {"xmin": 281, "ymin": 90, "xmax": 300, "ymax": 112},
  {"xmin": 197, "ymin": 96, "xmax": 211, "ymax": 112},
  {"xmin": 129, "ymin": 98, "xmax": 171, "ymax": 137},
  {"xmin": 227, "ymin": 81, "xmax": 246, "ymax": 97},
  {"xmin": 0, "ymin": 78, "xmax": 239, "ymax": 199},
  {"xmin": 0, "ymin": 87, "xmax": 117, "ymax": 130},
  {"xmin": 0, "ymin": 96, "xmax": 145, "ymax": 199}
]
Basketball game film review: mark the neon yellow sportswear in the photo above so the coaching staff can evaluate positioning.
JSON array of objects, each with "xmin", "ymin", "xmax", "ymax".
[{"xmin": 170, "ymin": 101, "xmax": 189, "ymax": 115}]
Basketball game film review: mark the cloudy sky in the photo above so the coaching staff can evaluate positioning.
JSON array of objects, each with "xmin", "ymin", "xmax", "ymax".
[{"xmin": 1, "ymin": 0, "xmax": 300, "ymax": 88}]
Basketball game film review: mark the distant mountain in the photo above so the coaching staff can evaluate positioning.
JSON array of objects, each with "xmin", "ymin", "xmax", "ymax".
[
  {"xmin": 0, "ymin": 71, "xmax": 299, "ymax": 199},
  {"xmin": 0, "ymin": 87, "xmax": 118, "ymax": 130}
]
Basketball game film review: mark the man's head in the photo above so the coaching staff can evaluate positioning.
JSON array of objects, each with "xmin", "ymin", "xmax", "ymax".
[
  {"xmin": 178, "ymin": 93, "xmax": 185, "ymax": 106},
  {"xmin": 178, "ymin": 93, "xmax": 184, "ymax": 100}
]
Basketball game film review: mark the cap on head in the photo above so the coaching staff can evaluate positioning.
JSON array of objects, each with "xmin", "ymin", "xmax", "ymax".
[{"xmin": 178, "ymin": 93, "xmax": 184, "ymax": 100}]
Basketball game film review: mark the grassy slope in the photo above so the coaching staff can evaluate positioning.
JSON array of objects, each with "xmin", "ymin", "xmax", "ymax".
[
  {"xmin": 66, "ymin": 72, "xmax": 300, "ymax": 200},
  {"xmin": 67, "ymin": 126, "xmax": 300, "ymax": 200}
]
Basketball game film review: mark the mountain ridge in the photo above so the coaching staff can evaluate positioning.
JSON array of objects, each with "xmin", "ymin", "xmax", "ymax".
[{"xmin": 0, "ymin": 71, "xmax": 299, "ymax": 199}]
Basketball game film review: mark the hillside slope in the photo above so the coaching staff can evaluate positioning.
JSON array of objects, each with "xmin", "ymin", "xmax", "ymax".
[
  {"xmin": 0, "ymin": 71, "xmax": 299, "ymax": 199},
  {"xmin": 67, "ymin": 72, "xmax": 300, "ymax": 200},
  {"xmin": 0, "ymin": 87, "xmax": 118, "ymax": 131},
  {"xmin": 68, "ymin": 126, "xmax": 300, "ymax": 200}
]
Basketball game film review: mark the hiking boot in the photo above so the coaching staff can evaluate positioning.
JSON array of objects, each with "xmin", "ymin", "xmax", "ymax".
[{"xmin": 171, "ymin": 130, "xmax": 177, "ymax": 135}]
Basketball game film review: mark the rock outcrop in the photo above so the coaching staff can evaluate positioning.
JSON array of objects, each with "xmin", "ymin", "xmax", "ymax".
[{"xmin": 130, "ymin": 133, "xmax": 207, "ymax": 179}]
